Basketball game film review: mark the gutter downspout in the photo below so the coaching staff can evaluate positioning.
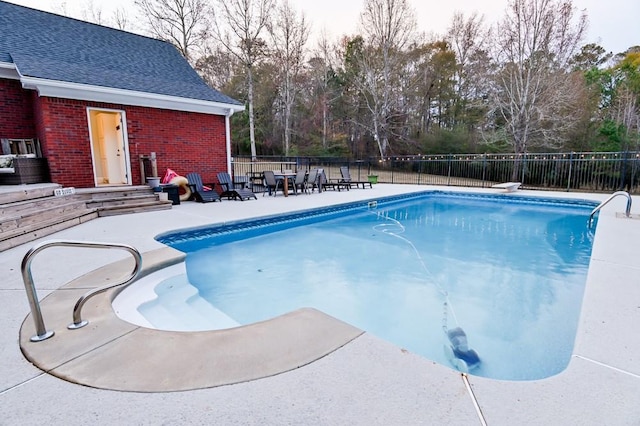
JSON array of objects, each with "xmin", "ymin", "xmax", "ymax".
[{"xmin": 225, "ymin": 108, "xmax": 234, "ymax": 175}]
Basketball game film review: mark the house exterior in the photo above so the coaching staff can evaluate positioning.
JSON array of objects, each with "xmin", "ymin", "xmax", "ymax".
[{"xmin": 0, "ymin": 1, "xmax": 243, "ymax": 188}]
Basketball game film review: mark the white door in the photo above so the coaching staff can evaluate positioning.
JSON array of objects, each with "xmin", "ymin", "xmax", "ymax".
[{"xmin": 89, "ymin": 109, "xmax": 130, "ymax": 185}]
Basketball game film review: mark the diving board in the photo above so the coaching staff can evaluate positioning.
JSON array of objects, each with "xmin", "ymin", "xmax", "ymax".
[{"xmin": 492, "ymin": 182, "xmax": 521, "ymax": 192}]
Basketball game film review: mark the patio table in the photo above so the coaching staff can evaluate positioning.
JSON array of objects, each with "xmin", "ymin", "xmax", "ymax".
[{"xmin": 273, "ymin": 171, "xmax": 297, "ymax": 197}]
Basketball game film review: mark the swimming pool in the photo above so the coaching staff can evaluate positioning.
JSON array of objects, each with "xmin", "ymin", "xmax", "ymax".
[{"xmin": 123, "ymin": 191, "xmax": 598, "ymax": 380}]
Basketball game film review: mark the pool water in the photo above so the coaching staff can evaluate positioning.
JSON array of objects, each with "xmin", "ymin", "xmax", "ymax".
[{"xmin": 144, "ymin": 192, "xmax": 597, "ymax": 381}]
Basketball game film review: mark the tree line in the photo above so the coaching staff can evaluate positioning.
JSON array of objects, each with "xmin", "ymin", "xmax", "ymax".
[{"xmin": 63, "ymin": 0, "xmax": 640, "ymax": 159}]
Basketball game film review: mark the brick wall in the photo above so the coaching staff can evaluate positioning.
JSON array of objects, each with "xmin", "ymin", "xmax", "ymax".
[
  {"xmin": 32, "ymin": 96, "xmax": 228, "ymax": 188},
  {"xmin": 0, "ymin": 78, "xmax": 36, "ymax": 139},
  {"xmin": 126, "ymin": 105, "xmax": 228, "ymax": 185}
]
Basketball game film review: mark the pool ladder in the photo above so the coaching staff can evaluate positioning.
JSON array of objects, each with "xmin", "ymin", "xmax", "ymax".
[
  {"xmin": 21, "ymin": 240, "xmax": 142, "ymax": 342},
  {"xmin": 588, "ymin": 191, "xmax": 632, "ymax": 228}
]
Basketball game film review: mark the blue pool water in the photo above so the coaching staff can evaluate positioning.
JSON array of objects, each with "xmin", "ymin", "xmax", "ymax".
[{"xmin": 149, "ymin": 191, "xmax": 597, "ymax": 381}]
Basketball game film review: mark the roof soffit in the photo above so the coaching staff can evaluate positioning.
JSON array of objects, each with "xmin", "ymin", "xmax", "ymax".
[
  {"xmin": 20, "ymin": 76, "xmax": 245, "ymax": 116},
  {"xmin": 0, "ymin": 62, "xmax": 19, "ymax": 80}
]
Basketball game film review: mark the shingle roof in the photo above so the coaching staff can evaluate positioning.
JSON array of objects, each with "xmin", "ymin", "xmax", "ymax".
[{"xmin": 0, "ymin": 1, "xmax": 241, "ymax": 106}]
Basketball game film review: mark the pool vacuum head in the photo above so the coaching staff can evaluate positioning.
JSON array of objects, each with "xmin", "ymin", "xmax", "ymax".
[{"xmin": 444, "ymin": 327, "xmax": 481, "ymax": 373}]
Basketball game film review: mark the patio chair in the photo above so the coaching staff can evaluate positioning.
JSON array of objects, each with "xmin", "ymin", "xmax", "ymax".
[
  {"xmin": 216, "ymin": 172, "xmax": 257, "ymax": 201},
  {"xmin": 262, "ymin": 170, "xmax": 283, "ymax": 196},
  {"xmin": 292, "ymin": 169, "xmax": 307, "ymax": 194},
  {"xmin": 339, "ymin": 166, "xmax": 372, "ymax": 189},
  {"xmin": 305, "ymin": 168, "xmax": 319, "ymax": 193},
  {"xmin": 318, "ymin": 168, "xmax": 350, "ymax": 192},
  {"xmin": 185, "ymin": 172, "xmax": 221, "ymax": 203}
]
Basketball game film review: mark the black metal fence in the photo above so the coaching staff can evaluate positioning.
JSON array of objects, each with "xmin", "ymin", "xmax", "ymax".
[{"xmin": 231, "ymin": 151, "xmax": 640, "ymax": 195}]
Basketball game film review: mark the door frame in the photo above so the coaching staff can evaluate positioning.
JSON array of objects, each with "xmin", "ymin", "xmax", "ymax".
[{"xmin": 87, "ymin": 107, "xmax": 132, "ymax": 186}]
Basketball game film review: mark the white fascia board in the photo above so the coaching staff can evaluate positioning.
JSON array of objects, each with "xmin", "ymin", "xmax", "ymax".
[
  {"xmin": 19, "ymin": 76, "xmax": 245, "ymax": 116},
  {"xmin": 0, "ymin": 62, "xmax": 20, "ymax": 80}
]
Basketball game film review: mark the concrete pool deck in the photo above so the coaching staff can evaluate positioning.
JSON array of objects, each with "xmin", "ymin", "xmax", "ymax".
[{"xmin": 2, "ymin": 184, "xmax": 639, "ymax": 424}]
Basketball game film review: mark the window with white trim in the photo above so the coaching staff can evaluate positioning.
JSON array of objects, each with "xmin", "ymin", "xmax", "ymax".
[{"xmin": 0, "ymin": 138, "xmax": 41, "ymax": 156}]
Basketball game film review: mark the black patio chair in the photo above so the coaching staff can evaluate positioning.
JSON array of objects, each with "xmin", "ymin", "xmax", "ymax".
[
  {"xmin": 305, "ymin": 168, "xmax": 319, "ymax": 193},
  {"xmin": 262, "ymin": 170, "xmax": 283, "ymax": 196},
  {"xmin": 339, "ymin": 166, "xmax": 372, "ymax": 189},
  {"xmin": 291, "ymin": 169, "xmax": 307, "ymax": 194},
  {"xmin": 185, "ymin": 172, "xmax": 221, "ymax": 203},
  {"xmin": 216, "ymin": 172, "xmax": 257, "ymax": 201},
  {"xmin": 318, "ymin": 168, "xmax": 350, "ymax": 192}
]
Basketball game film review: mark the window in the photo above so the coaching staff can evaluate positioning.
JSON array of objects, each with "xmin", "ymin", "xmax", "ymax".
[{"xmin": 1, "ymin": 139, "xmax": 41, "ymax": 156}]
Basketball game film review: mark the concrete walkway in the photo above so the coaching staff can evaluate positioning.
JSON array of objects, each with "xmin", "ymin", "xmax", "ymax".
[{"xmin": 2, "ymin": 184, "xmax": 639, "ymax": 425}]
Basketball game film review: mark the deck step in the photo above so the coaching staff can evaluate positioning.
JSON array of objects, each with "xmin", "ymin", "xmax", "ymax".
[
  {"xmin": 86, "ymin": 194, "xmax": 160, "ymax": 209},
  {"xmin": 1, "ymin": 196, "xmax": 86, "ymax": 220},
  {"xmin": 0, "ymin": 185, "xmax": 172, "ymax": 251},
  {"xmin": 1, "ymin": 200, "xmax": 90, "ymax": 237},
  {"xmin": 0, "ymin": 209, "xmax": 98, "ymax": 251},
  {"xmin": 75, "ymin": 185, "xmax": 157, "ymax": 200},
  {"xmin": 97, "ymin": 200, "xmax": 173, "ymax": 217},
  {"xmin": 0, "ymin": 183, "xmax": 61, "ymax": 204}
]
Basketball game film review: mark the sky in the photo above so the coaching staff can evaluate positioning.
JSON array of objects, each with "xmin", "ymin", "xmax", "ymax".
[{"xmin": 5, "ymin": 0, "xmax": 639, "ymax": 55}]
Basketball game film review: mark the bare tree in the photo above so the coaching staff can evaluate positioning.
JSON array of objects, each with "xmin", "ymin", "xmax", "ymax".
[
  {"xmin": 311, "ymin": 31, "xmax": 342, "ymax": 150},
  {"xmin": 609, "ymin": 51, "xmax": 640, "ymax": 150},
  {"xmin": 448, "ymin": 12, "xmax": 487, "ymax": 74},
  {"xmin": 195, "ymin": 46, "xmax": 241, "ymax": 91},
  {"xmin": 80, "ymin": 0, "xmax": 104, "ymax": 25},
  {"xmin": 211, "ymin": 0, "xmax": 275, "ymax": 160},
  {"xmin": 135, "ymin": 0, "xmax": 210, "ymax": 63},
  {"xmin": 268, "ymin": 1, "xmax": 310, "ymax": 155},
  {"xmin": 112, "ymin": 7, "xmax": 131, "ymax": 31},
  {"xmin": 358, "ymin": 0, "xmax": 417, "ymax": 157},
  {"xmin": 51, "ymin": 1, "xmax": 71, "ymax": 17},
  {"xmin": 489, "ymin": 0, "xmax": 587, "ymax": 165},
  {"xmin": 51, "ymin": 1, "xmax": 133, "ymax": 31},
  {"xmin": 447, "ymin": 12, "xmax": 492, "ymax": 129}
]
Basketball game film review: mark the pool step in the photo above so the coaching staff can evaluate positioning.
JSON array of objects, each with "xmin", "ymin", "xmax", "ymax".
[{"xmin": 142, "ymin": 278, "xmax": 240, "ymax": 331}]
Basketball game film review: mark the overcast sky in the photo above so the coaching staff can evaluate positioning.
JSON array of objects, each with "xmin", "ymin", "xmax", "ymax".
[{"xmin": 5, "ymin": 0, "xmax": 639, "ymax": 54}]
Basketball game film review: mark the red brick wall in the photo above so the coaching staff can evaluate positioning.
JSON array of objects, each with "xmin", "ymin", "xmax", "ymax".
[
  {"xmin": 126, "ymin": 105, "xmax": 228, "ymax": 185},
  {"xmin": 32, "ymin": 96, "xmax": 228, "ymax": 188},
  {"xmin": 0, "ymin": 78, "xmax": 36, "ymax": 139}
]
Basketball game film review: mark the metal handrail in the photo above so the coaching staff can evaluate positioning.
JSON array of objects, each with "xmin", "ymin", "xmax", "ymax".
[
  {"xmin": 588, "ymin": 191, "xmax": 632, "ymax": 228},
  {"xmin": 21, "ymin": 240, "xmax": 142, "ymax": 342}
]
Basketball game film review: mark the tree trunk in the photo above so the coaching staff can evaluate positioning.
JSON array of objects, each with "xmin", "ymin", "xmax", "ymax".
[{"xmin": 247, "ymin": 67, "xmax": 257, "ymax": 160}]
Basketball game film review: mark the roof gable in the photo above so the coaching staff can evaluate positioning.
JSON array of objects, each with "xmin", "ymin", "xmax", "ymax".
[{"xmin": 0, "ymin": 1, "xmax": 242, "ymax": 111}]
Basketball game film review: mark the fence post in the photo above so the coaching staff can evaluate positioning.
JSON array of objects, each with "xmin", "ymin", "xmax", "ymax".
[
  {"xmin": 620, "ymin": 151, "xmax": 628, "ymax": 190},
  {"xmin": 391, "ymin": 158, "xmax": 395, "ymax": 184},
  {"xmin": 482, "ymin": 153, "xmax": 487, "ymax": 187},
  {"xmin": 566, "ymin": 152, "xmax": 574, "ymax": 192},
  {"xmin": 447, "ymin": 154, "xmax": 452, "ymax": 186},
  {"xmin": 628, "ymin": 151, "xmax": 638, "ymax": 194}
]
